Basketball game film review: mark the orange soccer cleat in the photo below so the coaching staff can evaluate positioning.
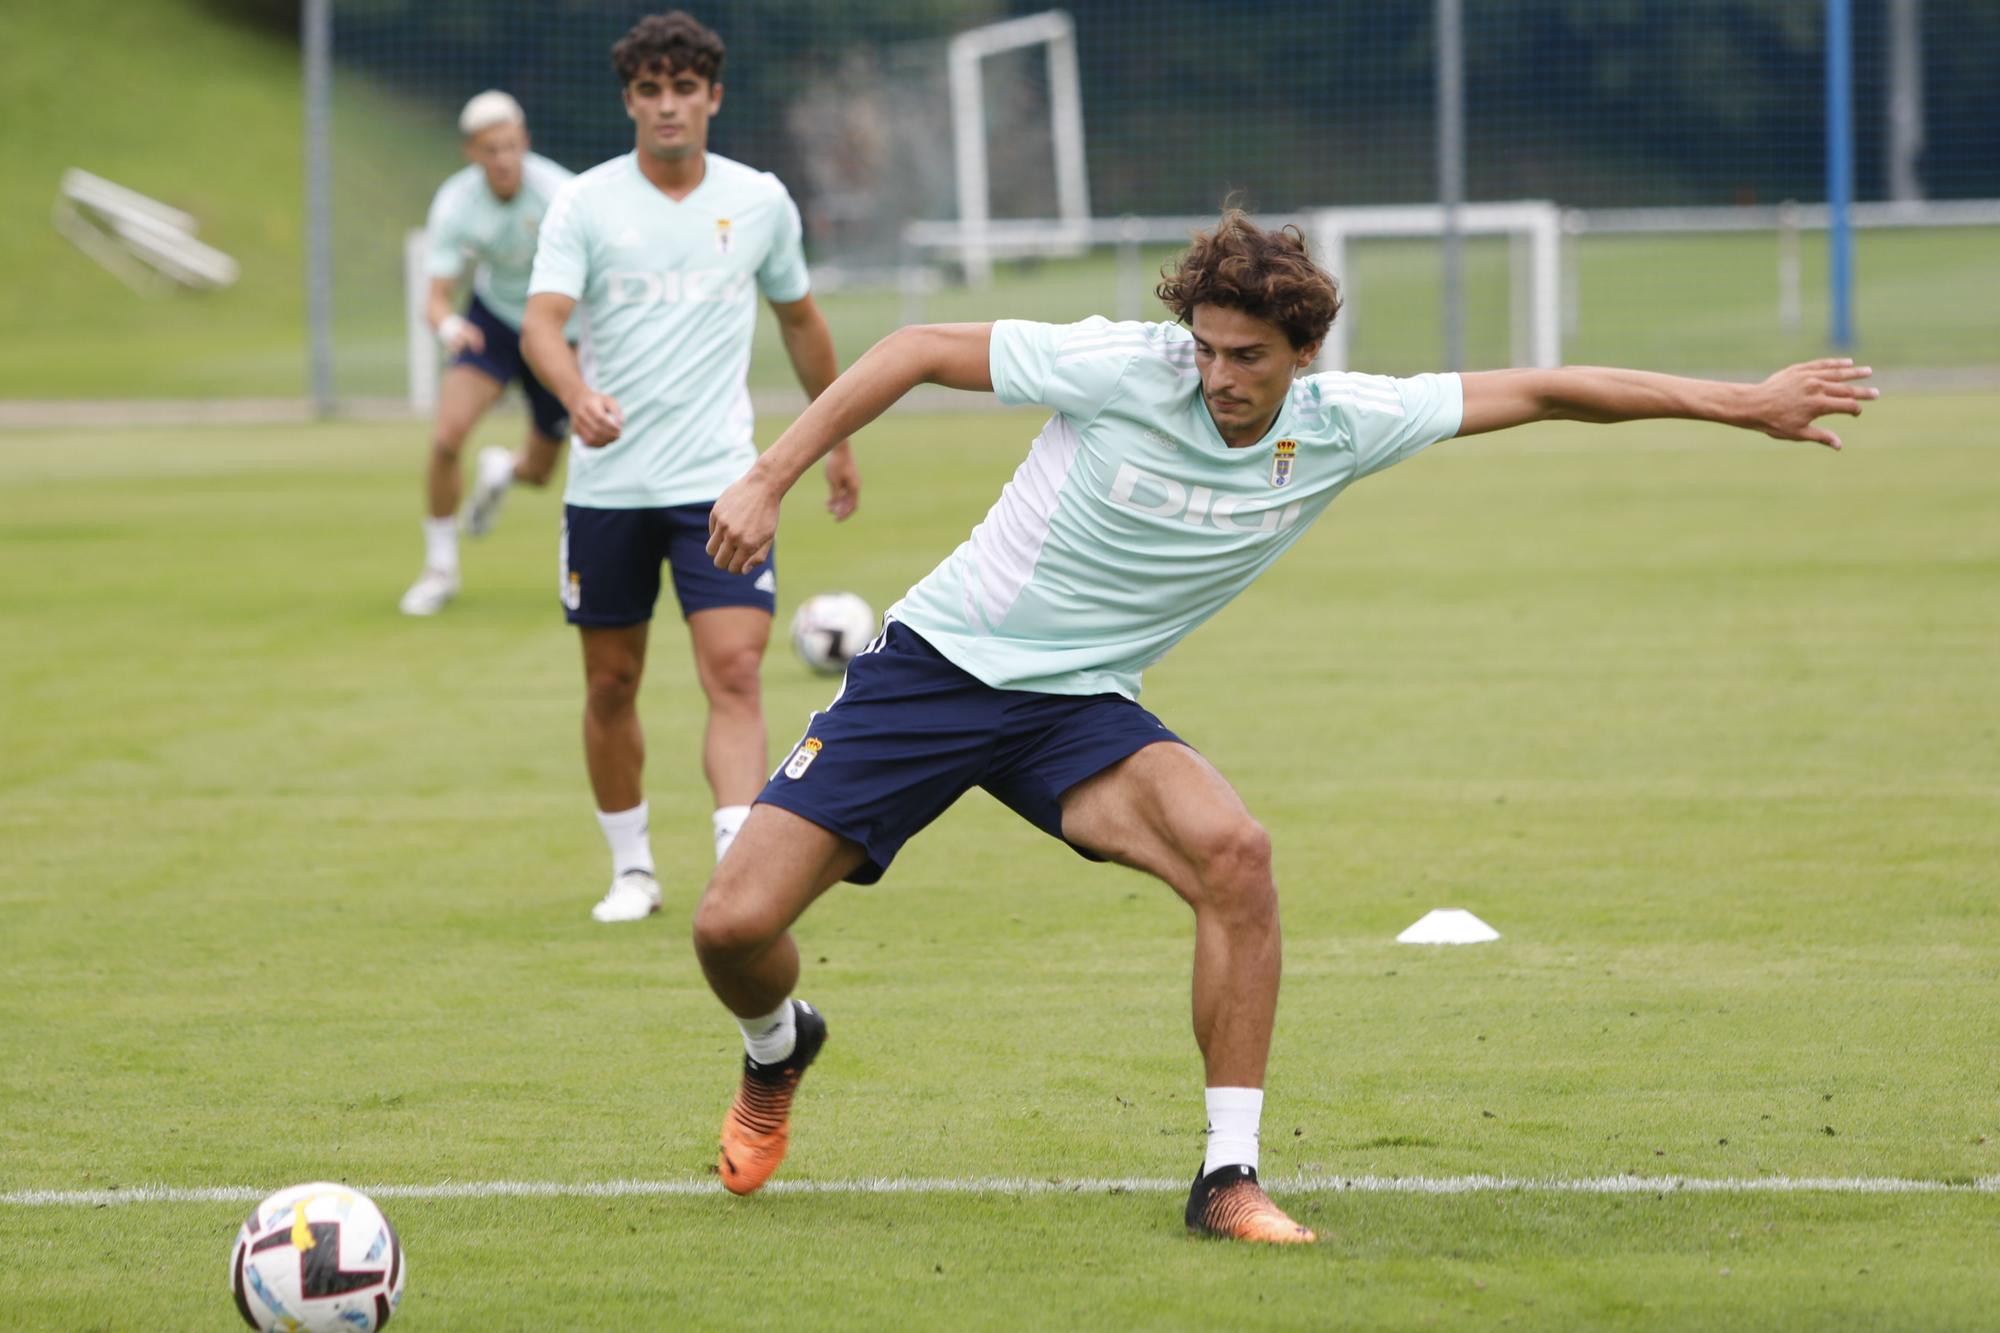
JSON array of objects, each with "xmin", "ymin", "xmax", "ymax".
[
  {"xmin": 717, "ymin": 1000, "xmax": 827, "ymax": 1195},
  {"xmin": 1184, "ymin": 1163, "xmax": 1318, "ymax": 1244}
]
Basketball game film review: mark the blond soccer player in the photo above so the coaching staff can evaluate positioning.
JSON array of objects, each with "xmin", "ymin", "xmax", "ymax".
[{"xmin": 400, "ymin": 91, "xmax": 576, "ymax": 616}]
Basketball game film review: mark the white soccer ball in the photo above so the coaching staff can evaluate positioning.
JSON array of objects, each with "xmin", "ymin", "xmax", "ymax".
[
  {"xmin": 229, "ymin": 1182, "xmax": 405, "ymax": 1332},
  {"xmin": 789, "ymin": 591, "xmax": 877, "ymax": 675}
]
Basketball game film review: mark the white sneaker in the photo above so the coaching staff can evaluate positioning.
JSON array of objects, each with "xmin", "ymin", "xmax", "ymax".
[
  {"xmin": 398, "ymin": 567, "xmax": 460, "ymax": 616},
  {"xmin": 591, "ymin": 868, "xmax": 662, "ymax": 923},
  {"xmin": 464, "ymin": 446, "xmax": 515, "ymax": 537}
]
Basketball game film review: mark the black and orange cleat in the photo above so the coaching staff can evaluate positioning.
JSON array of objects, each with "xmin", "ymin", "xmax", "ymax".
[
  {"xmin": 1184, "ymin": 1163, "xmax": 1317, "ymax": 1244},
  {"xmin": 717, "ymin": 1000, "xmax": 827, "ymax": 1196}
]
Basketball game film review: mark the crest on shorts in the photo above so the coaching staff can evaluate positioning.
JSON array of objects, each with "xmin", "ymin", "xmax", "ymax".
[
  {"xmin": 1270, "ymin": 439, "xmax": 1298, "ymax": 488},
  {"xmin": 715, "ymin": 218, "xmax": 733, "ymax": 255},
  {"xmin": 564, "ymin": 570, "xmax": 582, "ymax": 611},
  {"xmin": 783, "ymin": 737, "xmax": 822, "ymax": 779}
]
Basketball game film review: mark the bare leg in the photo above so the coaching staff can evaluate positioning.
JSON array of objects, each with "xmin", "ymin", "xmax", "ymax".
[
  {"xmin": 1058, "ymin": 743, "xmax": 1314, "ymax": 1242},
  {"xmin": 686, "ymin": 606, "xmax": 772, "ymax": 809},
  {"xmin": 1058, "ymin": 742, "xmax": 1280, "ymax": 1089},
  {"xmin": 691, "ymin": 804, "xmax": 866, "ymax": 1017},
  {"xmin": 514, "ymin": 428, "xmax": 564, "ymax": 487},
  {"xmin": 426, "ymin": 366, "xmax": 506, "ymax": 519},
  {"xmin": 580, "ymin": 623, "xmax": 649, "ymax": 813},
  {"xmin": 697, "ymin": 805, "xmax": 866, "ymax": 1194}
]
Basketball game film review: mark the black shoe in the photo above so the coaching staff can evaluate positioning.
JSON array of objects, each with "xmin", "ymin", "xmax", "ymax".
[
  {"xmin": 746, "ymin": 999, "xmax": 827, "ymax": 1081},
  {"xmin": 1184, "ymin": 1162, "xmax": 1317, "ymax": 1243}
]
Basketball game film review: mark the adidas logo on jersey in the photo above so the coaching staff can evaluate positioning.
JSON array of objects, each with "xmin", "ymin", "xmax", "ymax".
[
  {"xmin": 1108, "ymin": 462, "xmax": 1305, "ymax": 535},
  {"xmin": 604, "ymin": 269, "xmax": 753, "ymax": 306}
]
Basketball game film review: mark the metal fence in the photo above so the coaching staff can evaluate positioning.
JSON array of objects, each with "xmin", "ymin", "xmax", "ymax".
[{"xmin": 316, "ymin": 0, "xmax": 2000, "ymax": 409}]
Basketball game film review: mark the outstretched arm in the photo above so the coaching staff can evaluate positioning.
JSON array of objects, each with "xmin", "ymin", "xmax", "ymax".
[
  {"xmin": 707, "ymin": 322, "xmax": 994, "ymax": 573},
  {"xmin": 1457, "ymin": 358, "xmax": 1877, "ymax": 450}
]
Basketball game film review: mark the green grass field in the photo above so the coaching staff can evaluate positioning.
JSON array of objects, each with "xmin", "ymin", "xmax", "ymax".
[{"xmin": 3, "ymin": 394, "xmax": 1997, "ymax": 1328}]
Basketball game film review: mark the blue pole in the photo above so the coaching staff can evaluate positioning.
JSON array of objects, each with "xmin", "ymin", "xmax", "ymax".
[{"xmin": 1826, "ymin": 0, "xmax": 1855, "ymax": 348}]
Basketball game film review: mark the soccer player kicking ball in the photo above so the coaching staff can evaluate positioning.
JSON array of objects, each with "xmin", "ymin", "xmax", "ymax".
[
  {"xmin": 696, "ymin": 210, "xmax": 1878, "ymax": 1241},
  {"xmin": 401, "ymin": 91, "xmax": 578, "ymax": 617},
  {"xmin": 522, "ymin": 13, "xmax": 860, "ymax": 923}
]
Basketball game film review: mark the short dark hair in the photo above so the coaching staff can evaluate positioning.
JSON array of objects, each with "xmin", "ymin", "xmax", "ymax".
[
  {"xmin": 1156, "ymin": 209, "xmax": 1342, "ymax": 351},
  {"xmin": 613, "ymin": 12, "xmax": 725, "ymax": 86}
]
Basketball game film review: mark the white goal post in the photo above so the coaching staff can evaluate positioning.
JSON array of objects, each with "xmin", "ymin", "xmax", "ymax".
[
  {"xmin": 949, "ymin": 10, "xmax": 1091, "ymax": 287},
  {"xmin": 405, "ymin": 228, "xmax": 438, "ymax": 415},
  {"xmin": 1310, "ymin": 201, "xmax": 1562, "ymax": 372},
  {"xmin": 903, "ymin": 200, "xmax": 1564, "ymax": 372}
]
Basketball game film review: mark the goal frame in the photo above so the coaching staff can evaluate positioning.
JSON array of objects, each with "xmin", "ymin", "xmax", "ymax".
[
  {"xmin": 902, "ymin": 201, "xmax": 1564, "ymax": 373},
  {"xmin": 948, "ymin": 10, "xmax": 1091, "ymax": 287}
]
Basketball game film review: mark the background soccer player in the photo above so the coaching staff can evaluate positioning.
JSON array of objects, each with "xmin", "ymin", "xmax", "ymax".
[
  {"xmin": 521, "ymin": 12, "xmax": 860, "ymax": 923},
  {"xmin": 401, "ymin": 91, "xmax": 577, "ymax": 617},
  {"xmin": 694, "ymin": 211, "xmax": 1876, "ymax": 1242}
]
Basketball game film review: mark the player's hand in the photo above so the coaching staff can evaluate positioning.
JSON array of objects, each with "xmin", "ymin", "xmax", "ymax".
[
  {"xmin": 824, "ymin": 441, "xmax": 860, "ymax": 521},
  {"xmin": 437, "ymin": 314, "xmax": 484, "ymax": 357},
  {"xmin": 707, "ymin": 473, "xmax": 780, "ymax": 573},
  {"xmin": 1744, "ymin": 358, "xmax": 1877, "ymax": 451},
  {"xmin": 569, "ymin": 391, "xmax": 624, "ymax": 447}
]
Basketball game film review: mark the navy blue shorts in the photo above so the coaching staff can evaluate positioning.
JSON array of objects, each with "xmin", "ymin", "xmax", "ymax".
[
  {"xmin": 560, "ymin": 503, "xmax": 776, "ymax": 626},
  {"xmin": 757, "ymin": 622, "xmax": 1186, "ymax": 885},
  {"xmin": 453, "ymin": 295, "xmax": 570, "ymax": 440}
]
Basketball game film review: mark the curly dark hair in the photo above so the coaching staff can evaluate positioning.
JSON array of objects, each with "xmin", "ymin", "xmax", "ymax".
[
  {"xmin": 1156, "ymin": 209, "xmax": 1342, "ymax": 351},
  {"xmin": 613, "ymin": 11, "xmax": 725, "ymax": 86}
]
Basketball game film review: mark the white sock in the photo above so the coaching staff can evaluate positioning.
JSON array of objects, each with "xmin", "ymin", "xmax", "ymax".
[
  {"xmin": 1202, "ymin": 1086, "xmax": 1264, "ymax": 1176},
  {"xmin": 738, "ymin": 1000, "xmax": 796, "ymax": 1065},
  {"xmin": 712, "ymin": 804, "xmax": 750, "ymax": 863},
  {"xmin": 596, "ymin": 802, "xmax": 654, "ymax": 878},
  {"xmin": 422, "ymin": 516, "xmax": 458, "ymax": 574}
]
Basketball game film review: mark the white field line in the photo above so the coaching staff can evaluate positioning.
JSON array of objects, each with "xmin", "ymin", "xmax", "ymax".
[{"xmin": 4, "ymin": 1174, "xmax": 1996, "ymax": 1208}]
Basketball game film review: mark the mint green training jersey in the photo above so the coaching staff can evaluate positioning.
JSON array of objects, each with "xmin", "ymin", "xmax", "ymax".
[
  {"xmin": 529, "ymin": 152, "xmax": 811, "ymax": 510},
  {"xmin": 889, "ymin": 318, "xmax": 1464, "ymax": 699},
  {"xmin": 424, "ymin": 153, "xmax": 574, "ymax": 330}
]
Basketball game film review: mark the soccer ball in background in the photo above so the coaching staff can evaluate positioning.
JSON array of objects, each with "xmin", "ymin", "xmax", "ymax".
[
  {"xmin": 789, "ymin": 591, "xmax": 878, "ymax": 675},
  {"xmin": 229, "ymin": 1182, "xmax": 405, "ymax": 1332}
]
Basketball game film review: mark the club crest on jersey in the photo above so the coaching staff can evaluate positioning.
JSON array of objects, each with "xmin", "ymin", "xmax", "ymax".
[
  {"xmin": 783, "ymin": 737, "xmax": 822, "ymax": 779},
  {"xmin": 715, "ymin": 218, "xmax": 733, "ymax": 255},
  {"xmin": 1270, "ymin": 439, "xmax": 1298, "ymax": 488}
]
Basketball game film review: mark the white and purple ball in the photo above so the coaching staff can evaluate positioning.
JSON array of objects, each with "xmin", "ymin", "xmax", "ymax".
[
  {"xmin": 229, "ymin": 1182, "xmax": 404, "ymax": 1332},
  {"xmin": 789, "ymin": 591, "xmax": 878, "ymax": 675}
]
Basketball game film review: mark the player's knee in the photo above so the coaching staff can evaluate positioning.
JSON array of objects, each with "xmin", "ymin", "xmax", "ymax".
[
  {"xmin": 585, "ymin": 661, "xmax": 641, "ymax": 716},
  {"xmin": 517, "ymin": 454, "xmax": 555, "ymax": 487},
  {"xmin": 702, "ymin": 645, "xmax": 763, "ymax": 706},
  {"xmin": 691, "ymin": 886, "xmax": 781, "ymax": 961},
  {"xmin": 429, "ymin": 434, "xmax": 465, "ymax": 463},
  {"xmin": 1192, "ymin": 818, "xmax": 1275, "ymax": 916}
]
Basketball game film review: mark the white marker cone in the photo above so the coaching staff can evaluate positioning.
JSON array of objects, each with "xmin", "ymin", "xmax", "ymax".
[{"xmin": 1396, "ymin": 909, "xmax": 1500, "ymax": 944}]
